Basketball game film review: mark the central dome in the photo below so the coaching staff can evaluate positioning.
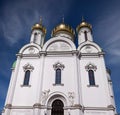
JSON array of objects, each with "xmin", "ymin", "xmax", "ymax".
[{"xmin": 51, "ymin": 23, "xmax": 75, "ymax": 39}]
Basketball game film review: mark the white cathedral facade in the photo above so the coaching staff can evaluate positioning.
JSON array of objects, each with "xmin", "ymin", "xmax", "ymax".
[{"xmin": 2, "ymin": 19, "xmax": 116, "ymax": 115}]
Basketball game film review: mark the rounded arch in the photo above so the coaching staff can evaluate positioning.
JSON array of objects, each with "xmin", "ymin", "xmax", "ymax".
[
  {"xmin": 46, "ymin": 92, "xmax": 69, "ymax": 107},
  {"xmin": 77, "ymin": 41, "xmax": 102, "ymax": 53},
  {"xmin": 42, "ymin": 36, "xmax": 76, "ymax": 51},
  {"xmin": 19, "ymin": 43, "xmax": 41, "ymax": 54}
]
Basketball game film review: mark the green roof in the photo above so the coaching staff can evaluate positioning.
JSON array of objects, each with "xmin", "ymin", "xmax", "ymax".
[{"xmin": 12, "ymin": 60, "xmax": 16, "ymax": 68}]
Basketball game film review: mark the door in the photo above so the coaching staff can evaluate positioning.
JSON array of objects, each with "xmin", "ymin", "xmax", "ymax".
[{"xmin": 51, "ymin": 99, "xmax": 64, "ymax": 115}]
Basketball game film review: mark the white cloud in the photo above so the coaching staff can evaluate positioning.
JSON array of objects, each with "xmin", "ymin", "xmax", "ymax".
[
  {"xmin": 95, "ymin": 11, "xmax": 120, "ymax": 64},
  {"xmin": 0, "ymin": 0, "xmax": 73, "ymax": 45}
]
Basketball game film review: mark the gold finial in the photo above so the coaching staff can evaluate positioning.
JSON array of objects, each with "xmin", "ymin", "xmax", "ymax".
[
  {"xmin": 76, "ymin": 17, "xmax": 92, "ymax": 32},
  {"xmin": 32, "ymin": 17, "xmax": 46, "ymax": 34},
  {"xmin": 82, "ymin": 16, "xmax": 85, "ymax": 22},
  {"xmin": 62, "ymin": 15, "xmax": 64, "ymax": 23},
  {"xmin": 40, "ymin": 16, "xmax": 42, "ymax": 25}
]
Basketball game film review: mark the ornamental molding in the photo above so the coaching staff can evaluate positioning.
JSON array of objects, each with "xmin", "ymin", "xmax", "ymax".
[
  {"xmin": 83, "ymin": 106, "xmax": 115, "ymax": 111},
  {"xmin": 23, "ymin": 63, "xmax": 34, "ymax": 71},
  {"xmin": 107, "ymin": 104, "xmax": 115, "ymax": 110},
  {"xmin": 53, "ymin": 62, "xmax": 65, "ymax": 70},
  {"xmin": 33, "ymin": 103, "xmax": 41, "ymax": 108},
  {"xmin": 5, "ymin": 104, "xmax": 12, "ymax": 109},
  {"xmin": 41, "ymin": 89, "xmax": 50, "ymax": 105},
  {"xmin": 68, "ymin": 92, "xmax": 75, "ymax": 106},
  {"xmin": 85, "ymin": 63, "xmax": 97, "ymax": 71}
]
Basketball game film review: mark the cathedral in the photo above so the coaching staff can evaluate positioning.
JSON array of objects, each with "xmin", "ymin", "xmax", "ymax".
[{"xmin": 2, "ymin": 18, "xmax": 116, "ymax": 115}]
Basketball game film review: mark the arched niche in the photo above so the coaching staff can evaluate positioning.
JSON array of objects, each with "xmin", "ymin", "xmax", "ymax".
[{"xmin": 19, "ymin": 43, "xmax": 41, "ymax": 54}]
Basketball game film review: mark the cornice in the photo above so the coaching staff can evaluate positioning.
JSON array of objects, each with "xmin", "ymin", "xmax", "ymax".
[
  {"xmin": 33, "ymin": 103, "xmax": 41, "ymax": 108},
  {"xmin": 16, "ymin": 53, "xmax": 40, "ymax": 58},
  {"xmin": 5, "ymin": 104, "xmax": 12, "ymax": 109},
  {"xmin": 3, "ymin": 104, "xmax": 115, "ymax": 112},
  {"xmin": 77, "ymin": 51, "xmax": 105, "ymax": 58},
  {"xmin": 83, "ymin": 106, "xmax": 115, "ymax": 111},
  {"xmin": 46, "ymin": 50, "xmax": 77, "ymax": 56},
  {"xmin": 16, "ymin": 50, "xmax": 105, "ymax": 58}
]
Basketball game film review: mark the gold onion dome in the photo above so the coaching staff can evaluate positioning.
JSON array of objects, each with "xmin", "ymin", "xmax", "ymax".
[
  {"xmin": 52, "ymin": 23, "xmax": 75, "ymax": 37},
  {"xmin": 32, "ymin": 19, "xmax": 46, "ymax": 34},
  {"xmin": 76, "ymin": 19, "xmax": 92, "ymax": 32}
]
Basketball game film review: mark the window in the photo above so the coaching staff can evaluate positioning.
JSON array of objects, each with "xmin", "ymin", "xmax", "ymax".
[
  {"xmin": 84, "ymin": 31, "xmax": 88, "ymax": 41},
  {"xmin": 85, "ymin": 63, "xmax": 97, "ymax": 86},
  {"xmin": 55, "ymin": 68, "xmax": 61, "ymax": 84},
  {"xmin": 33, "ymin": 32, "xmax": 37, "ymax": 43},
  {"xmin": 23, "ymin": 70, "xmax": 30, "ymax": 86},
  {"xmin": 88, "ymin": 70, "xmax": 95, "ymax": 85},
  {"xmin": 22, "ymin": 63, "xmax": 34, "ymax": 87},
  {"xmin": 53, "ymin": 62, "xmax": 65, "ymax": 85}
]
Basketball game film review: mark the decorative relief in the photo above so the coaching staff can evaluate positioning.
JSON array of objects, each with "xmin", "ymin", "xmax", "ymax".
[
  {"xmin": 68, "ymin": 92, "xmax": 75, "ymax": 106},
  {"xmin": 47, "ymin": 41, "xmax": 71, "ymax": 51},
  {"xmin": 85, "ymin": 45, "xmax": 92, "ymax": 53},
  {"xmin": 85, "ymin": 63, "xmax": 97, "ymax": 71},
  {"xmin": 53, "ymin": 62, "xmax": 65, "ymax": 70},
  {"xmin": 23, "ymin": 63, "xmax": 34, "ymax": 71},
  {"xmin": 28, "ymin": 47, "xmax": 35, "ymax": 54},
  {"xmin": 60, "ymin": 42, "xmax": 70, "ymax": 50},
  {"xmin": 41, "ymin": 89, "xmax": 50, "ymax": 105}
]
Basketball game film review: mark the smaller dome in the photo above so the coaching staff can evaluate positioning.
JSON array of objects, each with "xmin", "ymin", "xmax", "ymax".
[
  {"xmin": 32, "ymin": 23, "xmax": 46, "ymax": 34},
  {"xmin": 76, "ymin": 20, "xmax": 92, "ymax": 32},
  {"xmin": 12, "ymin": 60, "xmax": 16, "ymax": 69},
  {"xmin": 51, "ymin": 23, "xmax": 75, "ymax": 38}
]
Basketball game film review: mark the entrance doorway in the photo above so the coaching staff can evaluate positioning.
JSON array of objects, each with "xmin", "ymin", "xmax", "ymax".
[{"xmin": 51, "ymin": 99, "xmax": 64, "ymax": 115}]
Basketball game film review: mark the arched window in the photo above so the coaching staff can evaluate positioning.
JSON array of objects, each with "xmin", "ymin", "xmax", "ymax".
[
  {"xmin": 33, "ymin": 32, "xmax": 37, "ymax": 43},
  {"xmin": 88, "ymin": 70, "xmax": 95, "ymax": 85},
  {"xmin": 51, "ymin": 99, "xmax": 64, "ymax": 115},
  {"xmin": 84, "ymin": 31, "xmax": 88, "ymax": 41},
  {"xmin": 23, "ymin": 70, "xmax": 30, "ymax": 85},
  {"xmin": 55, "ymin": 68, "xmax": 61, "ymax": 84}
]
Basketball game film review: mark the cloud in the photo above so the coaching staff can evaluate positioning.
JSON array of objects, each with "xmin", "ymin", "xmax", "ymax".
[
  {"xmin": 0, "ymin": 0, "xmax": 73, "ymax": 45},
  {"xmin": 95, "ymin": 11, "xmax": 120, "ymax": 64}
]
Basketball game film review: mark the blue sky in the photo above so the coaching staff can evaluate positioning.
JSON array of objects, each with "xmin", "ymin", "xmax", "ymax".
[{"xmin": 0, "ymin": 0, "xmax": 120, "ymax": 113}]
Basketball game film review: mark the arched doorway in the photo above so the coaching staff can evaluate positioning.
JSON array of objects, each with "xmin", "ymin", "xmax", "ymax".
[{"xmin": 51, "ymin": 99, "xmax": 64, "ymax": 115}]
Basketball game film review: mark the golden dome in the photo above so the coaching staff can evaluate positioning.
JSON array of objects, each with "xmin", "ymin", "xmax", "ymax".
[
  {"xmin": 32, "ymin": 23, "xmax": 46, "ymax": 34},
  {"xmin": 51, "ymin": 23, "xmax": 75, "ymax": 37},
  {"xmin": 76, "ymin": 20, "xmax": 92, "ymax": 32}
]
